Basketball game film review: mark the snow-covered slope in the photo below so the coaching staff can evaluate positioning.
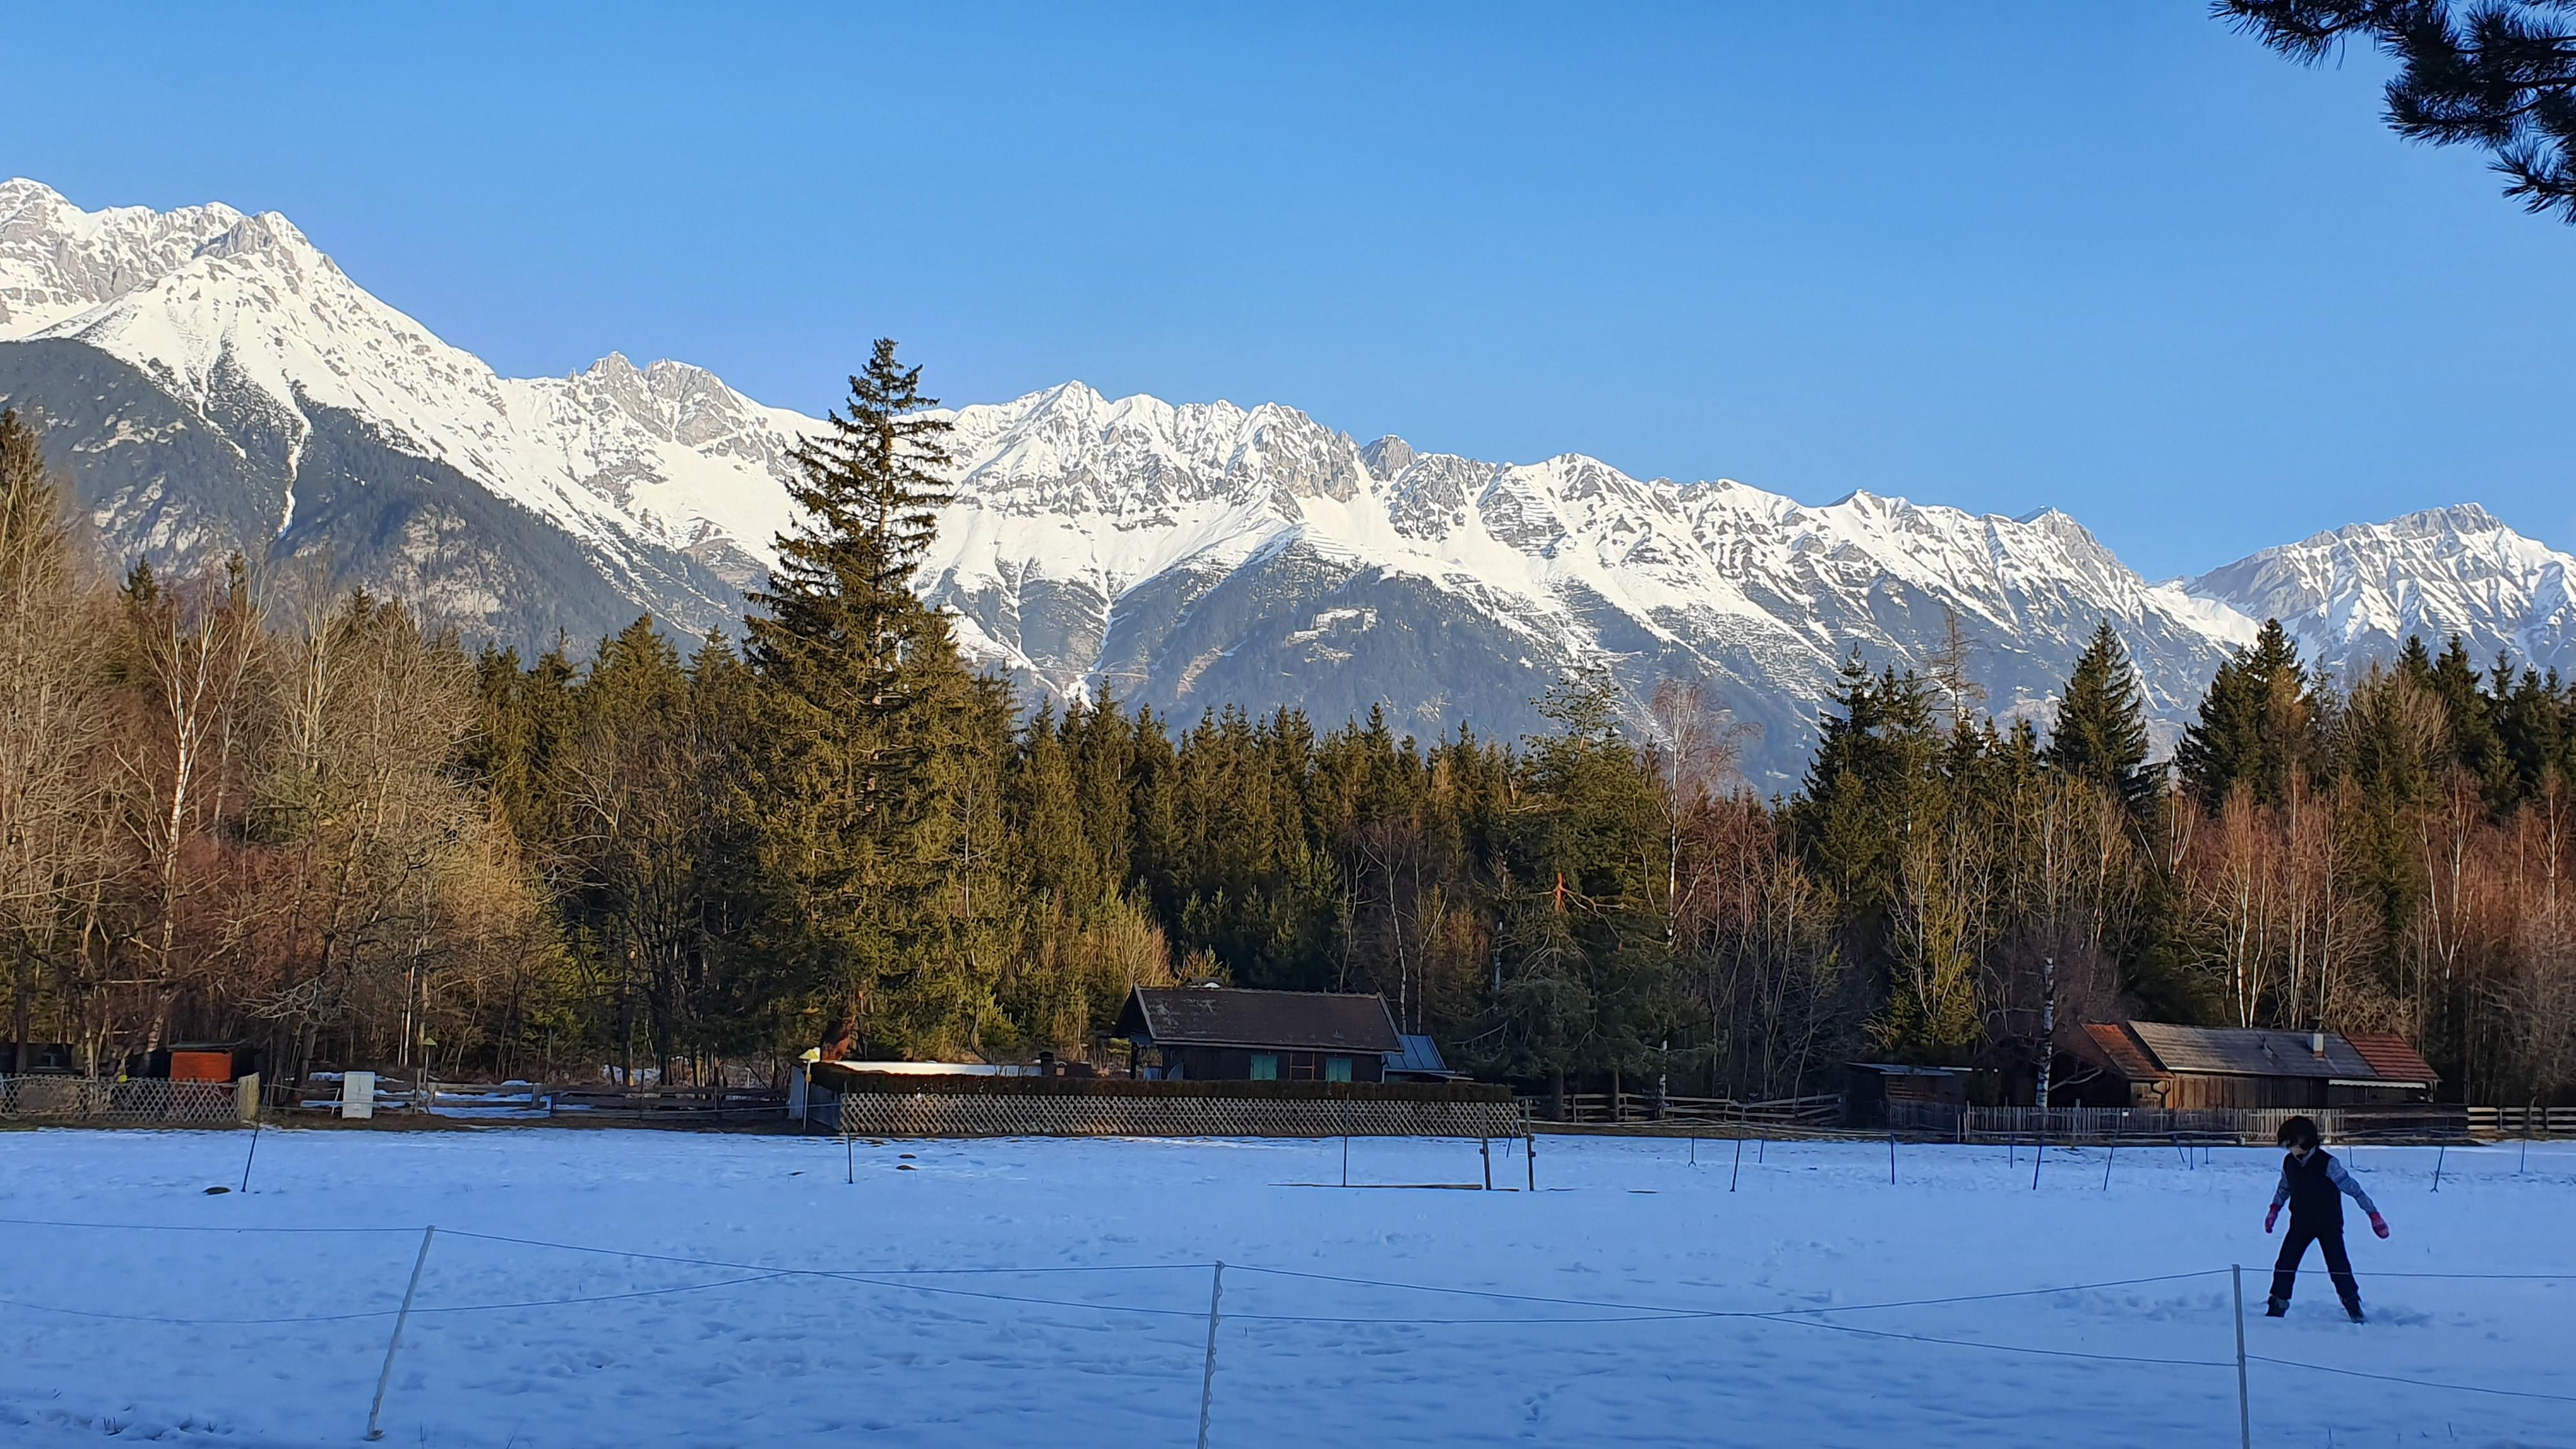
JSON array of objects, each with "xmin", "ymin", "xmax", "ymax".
[
  {"xmin": 0, "ymin": 178, "xmax": 2563, "ymax": 783},
  {"xmin": 2187, "ymin": 504, "xmax": 2576, "ymax": 681},
  {"xmin": 916, "ymin": 384, "xmax": 2272, "ymax": 774},
  {"xmin": 0, "ymin": 180, "xmax": 806, "ymax": 607}
]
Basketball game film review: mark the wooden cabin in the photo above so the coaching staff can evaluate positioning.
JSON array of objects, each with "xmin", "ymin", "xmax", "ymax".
[
  {"xmin": 2073, "ymin": 1022, "xmax": 2437, "ymax": 1110},
  {"xmin": 1113, "ymin": 986, "xmax": 1402, "ymax": 1083}
]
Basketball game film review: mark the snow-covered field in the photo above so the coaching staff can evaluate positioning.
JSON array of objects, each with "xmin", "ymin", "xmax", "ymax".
[{"xmin": 1, "ymin": 1127, "xmax": 2568, "ymax": 1448}]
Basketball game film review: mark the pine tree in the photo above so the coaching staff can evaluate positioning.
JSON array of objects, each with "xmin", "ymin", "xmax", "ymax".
[
  {"xmin": 739, "ymin": 340, "xmax": 988, "ymax": 1058},
  {"xmin": 2044, "ymin": 622, "xmax": 2159, "ymax": 818},
  {"xmin": 2221, "ymin": 0, "xmax": 2576, "ymax": 224},
  {"xmin": 1494, "ymin": 670, "xmax": 1674, "ymax": 1084},
  {"xmin": 2174, "ymin": 618, "xmax": 2315, "ymax": 811}
]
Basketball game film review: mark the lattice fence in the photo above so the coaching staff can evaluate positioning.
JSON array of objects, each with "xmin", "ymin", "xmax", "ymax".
[
  {"xmin": 1885, "ymin": 1101, "xmax": 2471, "ymax": 1145},
  {"xmin": 0, "ymin": 1076, "xmax": 246, "ymax": 1124},
  {"xmin": 836, "ymin": 1089, "xmax": 1524, "ymax": 1140}
]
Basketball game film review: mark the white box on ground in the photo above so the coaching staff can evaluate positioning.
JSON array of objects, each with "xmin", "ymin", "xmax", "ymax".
[{"xmin": 341, "ymin": 1070, "xmax": 375, "ymax": 1121}]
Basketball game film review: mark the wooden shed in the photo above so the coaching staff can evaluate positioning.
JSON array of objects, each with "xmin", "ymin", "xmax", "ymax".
[
  {"xmin": 1114, "ymin": 986, "xmax": 1402, "ymax": 1083},
  {"xmin": 1844, "ymin": 1062, "xmax": 1975, "ymax": 1125},
  {"xmin": 2073, "ymin": 1022, "xmax": 2437, "ymax": 1110}
]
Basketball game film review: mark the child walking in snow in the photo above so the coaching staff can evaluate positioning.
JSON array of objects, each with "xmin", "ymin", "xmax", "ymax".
[{"xmin": 2265, "ymin": 1115, "xmax": 2389, "ymax": 1322}]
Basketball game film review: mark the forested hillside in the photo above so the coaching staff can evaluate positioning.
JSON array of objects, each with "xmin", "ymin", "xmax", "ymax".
[{"xmin": 4, "ymin": 348, "xmax": 2573, "ymax": 1105}]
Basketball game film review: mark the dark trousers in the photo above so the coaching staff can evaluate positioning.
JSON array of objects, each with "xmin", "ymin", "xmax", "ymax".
[{"xmin": 2270, "ymin": 1219, "xmax": 2359, "ymax": 1307}]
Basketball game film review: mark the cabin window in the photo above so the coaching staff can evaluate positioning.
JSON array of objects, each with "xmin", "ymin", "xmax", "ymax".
[
  {"xmin": 1249, "ymin": 1054, "xmax": 1278, "ymax": 1081},
  {"xmin": 1287, "ymin": 1053, "xmax": 1319, "ymax": 1081},
  {"xmin": 1325, "ymin": 1056, "xmax": 1354, "ymax": 1082}
]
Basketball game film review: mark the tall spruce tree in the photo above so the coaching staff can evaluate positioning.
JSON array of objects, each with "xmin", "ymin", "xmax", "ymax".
[
  {"xmin": 2044, "ymin": 622, "xmax": 2159, "ymax": 818},
  {"xmin": 740, "ymin": 340, "xmax": 988, "ymax": 1058}
]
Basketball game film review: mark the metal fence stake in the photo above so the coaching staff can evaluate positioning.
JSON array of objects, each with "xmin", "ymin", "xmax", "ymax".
[
  {"xmin": 238, "ymin": 1118, "xmax": 263, "ymax": 1193},
  {"xmin": 2432, "ymin": 1144, "xmax": 2444, "ymax": 1192},
  {"xmin": 2232, "ymin": 1263, "xmax": 2251, "ymax": 1449},
  {"xmin": 365, "ymin": 1225, "xmax": 436, "ymax": 1441},
  {"xmin": 1195, "ymin": 1261, "xmax": 1225, "ymax": 1449}
]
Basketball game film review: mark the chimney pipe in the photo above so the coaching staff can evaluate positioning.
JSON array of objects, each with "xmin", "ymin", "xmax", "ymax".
[{"xmin": 2310, "ymin": 1031, "xmax": 2326, "ymax": 1059}]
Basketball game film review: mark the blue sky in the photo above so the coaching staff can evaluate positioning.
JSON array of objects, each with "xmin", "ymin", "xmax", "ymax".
[{"xmin": 6, "ymin": 2, "xmax": 2570, "ymax": 577}]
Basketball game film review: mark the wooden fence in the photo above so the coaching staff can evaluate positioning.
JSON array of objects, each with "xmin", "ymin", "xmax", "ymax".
[
  {"xmin": 1884, "ymin": 1101, "xmax": 2474, "ymax": 1145},
  {"xmin": 1535, "ymin": 1092, "xmax": 1842, "ymax": 1128},
  {"xmin": 269, "ymin": 1078, "xmax": 788, "ymax": 1124},
  {"xmin": 2466, "ymin": 1105, "xmax": 2576, "ymax": 1137},
  {"xmin": 816, "ymin": 1075, "xmax": 1522, "ymax": 1140}
]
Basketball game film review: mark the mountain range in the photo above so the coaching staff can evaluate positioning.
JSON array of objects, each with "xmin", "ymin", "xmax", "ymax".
[{"xmin": 2, "ymin": 178, "xmax": 2567, "ymax": 785}]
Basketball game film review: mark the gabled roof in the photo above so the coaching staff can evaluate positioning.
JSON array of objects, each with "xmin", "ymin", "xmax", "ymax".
[
  {"xmin": 1116, "ymin": 986, "xmax": 1402, "ymax": 1054},
  {"xmin": 2125, "ymin": 1023, "xmax": 2381, "ymax": 1081},
  {"xmin": 2083, "ymin": 1022, "xmax": 2162, "ymax": 1082},
  {"xmin": 2343, "ymin": 1032, "xmax": 2440, "ymax": 1087}
]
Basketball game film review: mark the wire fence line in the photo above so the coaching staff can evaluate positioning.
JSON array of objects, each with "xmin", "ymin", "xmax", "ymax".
[
  {"xmin": 2246, "ymin": 1356, "xmax": 2576, "ymax": 1404},
  {"xmin": 2, "ymin": 1215, "xmax": 2570, "ymax": 1436}
]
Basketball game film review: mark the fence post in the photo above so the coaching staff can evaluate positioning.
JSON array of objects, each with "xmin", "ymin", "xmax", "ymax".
[
  {"xmin": 1888, "ymin": 1130, "xmax": 1896, "ymax": 1185},
  {"xmin": 238, "ymin": 1117, "xmax": 264, "ymax": 1193},
  {"xmin": 2102, "ymin": 1117, "xmax": 2118, "ymax": 1192},
  {"xmin": 365, "ymin": 1225, "xmax": 436, "ymax": 1441},
  {"xmin": 1526, "ymin": 1116, "xmax": 1537, "ymax": 1192},
  {"xmin": 2231, "ymin": 1263, "xmax": 2251, "ymax": 1449},
  {"xmin": 1196, "ymin": 1260, "xmax": 1225, "ymax": 1449},
  {"xmin": 2432, "ymin": 1143, "xmax": 2444, "ymax": 1192},
  {"xmin": 1481, "ymin": 1136, "xmax": 1491, "ymax": 1191},
  {"xmin": 2030, "ymin": 1112, "xmax": 2045, "ymax": 1191}
]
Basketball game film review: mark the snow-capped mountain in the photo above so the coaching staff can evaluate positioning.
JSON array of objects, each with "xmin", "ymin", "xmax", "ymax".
[
  {"xmin": 1, "ymin": 179, "xmax": 2565, "ymax": 785},
  {"xmin": 2187, "ymin": 504, "xmax": 2575, "ymax": 682},
  {"xmin": 0, "ymin": 178, "xmax": 797, "ymax": 644}
]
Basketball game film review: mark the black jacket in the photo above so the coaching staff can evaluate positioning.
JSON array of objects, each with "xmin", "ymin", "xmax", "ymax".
[{"xmin": 2272, "ymin": 1147, "xmax": 2377, "ymax": 1228}]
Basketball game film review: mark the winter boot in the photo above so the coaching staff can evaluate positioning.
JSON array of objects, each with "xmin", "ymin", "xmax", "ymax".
[
  {"xmin": 2264, "ymin": 1298, "xmax": 2287, "ymax": 1317},
  {"xmin": 2342, "ymin": 1300, "xmax": 2366, "ymax": 1324}
]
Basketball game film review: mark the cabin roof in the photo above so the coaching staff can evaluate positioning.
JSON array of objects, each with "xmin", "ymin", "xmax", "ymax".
[
  {"xmin": 2083, "ymin": 1022, "xmax": 2162, "ymax": 1081},
  {"xmin": 2094, "ymin": 1022, "xmax": 2429, "ymax": 1084},
  {"xmin": 1116, "ymin": 986, "xmax": 1402, "ymax": 1054},
  {"xmin": 2342, "ymin": 1032, "xmax": 2440, "ymax": 1087}
]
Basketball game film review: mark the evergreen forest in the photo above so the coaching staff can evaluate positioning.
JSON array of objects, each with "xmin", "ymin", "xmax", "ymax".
[{"xmin": 4, "ymin": 346, "xmax": 2574, "ymax": 1105}]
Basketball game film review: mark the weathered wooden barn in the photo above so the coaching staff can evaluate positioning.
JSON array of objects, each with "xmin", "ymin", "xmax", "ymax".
[
  {"xmin": 2073, "ymin": 1022, "xmax": 2437, "ymax": 1110},
  {"xmin": 1114, "ymin": 986, "xmax": 1402, "ymax": 1083}
]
